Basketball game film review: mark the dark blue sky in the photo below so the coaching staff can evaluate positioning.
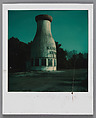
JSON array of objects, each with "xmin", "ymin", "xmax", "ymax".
[{"xmin": 8, "ymin": 10, "xmax": 88, "ymax": 53}]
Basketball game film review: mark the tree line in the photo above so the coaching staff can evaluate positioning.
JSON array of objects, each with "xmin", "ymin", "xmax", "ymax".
[{"xmin": 8, "ymin": 37, "xmax": 88, "ymax": 72}]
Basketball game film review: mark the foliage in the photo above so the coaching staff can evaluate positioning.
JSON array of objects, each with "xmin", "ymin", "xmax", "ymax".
[
  {"xmin": 55, "ymin": 41, "xmax": 88, "ymax": 70},
  {"xmin": 8, "ymin": 37, "xmax": 88, "ymax": 72},
  {"xmin": 8, "ymin": 37, "xmax": 32, "ymax": 72}
]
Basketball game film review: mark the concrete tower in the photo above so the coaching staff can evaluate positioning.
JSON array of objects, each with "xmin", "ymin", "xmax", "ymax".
[{"xmin": 30, "ymin": 14, "xmax": 57, "ymax": 71}]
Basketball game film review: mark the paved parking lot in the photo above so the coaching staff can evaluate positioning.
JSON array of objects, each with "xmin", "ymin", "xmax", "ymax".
[{"xmin": 8, "ymin": 69, "xmax": 88, "ymax": 92}]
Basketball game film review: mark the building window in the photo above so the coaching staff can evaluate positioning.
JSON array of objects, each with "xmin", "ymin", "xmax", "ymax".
[
  {"xmin": 54, "ymin": 59, "xmax": 56, "ymax": 66},
  {"xmin": 35, "ymin": 58, "xmax": 39, "ymax": 66},
  {"xmin": 41, "ymin": 59, "xmax": 46, "ymax": 66},
  {"xmin": 31, "ymin": 58, "xmax": 34, "ymax": 66},
  {"xmin": 48, "ymin": 59, "xmax": 52, "ymax": 66}
]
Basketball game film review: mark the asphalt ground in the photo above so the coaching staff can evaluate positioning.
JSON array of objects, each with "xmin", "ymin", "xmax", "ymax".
[{"xmin": 8, "ymin": 69, "xmax": 88, "ymax": 92}]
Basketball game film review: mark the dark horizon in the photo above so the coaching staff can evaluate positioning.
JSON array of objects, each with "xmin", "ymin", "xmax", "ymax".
[{"xmin": 8, "ymin": 36, "xmax": 88, "ymax": 54}]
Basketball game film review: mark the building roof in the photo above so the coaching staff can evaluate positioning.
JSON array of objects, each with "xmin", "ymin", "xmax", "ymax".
[{"xmin": 35, "ymin": 14, "xmax": 53, "ymax": 22}]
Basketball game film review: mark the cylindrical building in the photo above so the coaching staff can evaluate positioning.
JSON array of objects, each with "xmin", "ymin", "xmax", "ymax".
[{"xmin": 30, "ymin": 14, "xmax": 57, "ymax": 71}]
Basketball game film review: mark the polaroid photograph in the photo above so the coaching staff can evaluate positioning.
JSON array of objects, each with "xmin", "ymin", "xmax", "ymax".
[{"xmin": 2, "ymin": 3, "xmax": 93, "ymax": 115}]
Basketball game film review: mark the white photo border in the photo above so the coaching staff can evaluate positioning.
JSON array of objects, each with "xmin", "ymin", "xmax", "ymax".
[{"xmin": 2, "ymin": 4, "xmax": 93, "ymax": 115}]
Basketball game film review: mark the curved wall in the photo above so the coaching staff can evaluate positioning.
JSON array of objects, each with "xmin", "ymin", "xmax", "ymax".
[{"xmin": 30, "ymin": 15, "xmax": 57, "ymax": 71}]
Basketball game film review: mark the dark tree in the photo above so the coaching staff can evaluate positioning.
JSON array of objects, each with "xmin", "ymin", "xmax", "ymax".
[
  {"xmin": 55, "ymin": 41, "xmax": 67, "ymax": 70},
  {"xmin": 8, "ymin": 38, "xmax": 88, "ymax": 72},
  {"xmin": 8, "ymin": 37, "xmax": 31, "ymax": 72}
]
